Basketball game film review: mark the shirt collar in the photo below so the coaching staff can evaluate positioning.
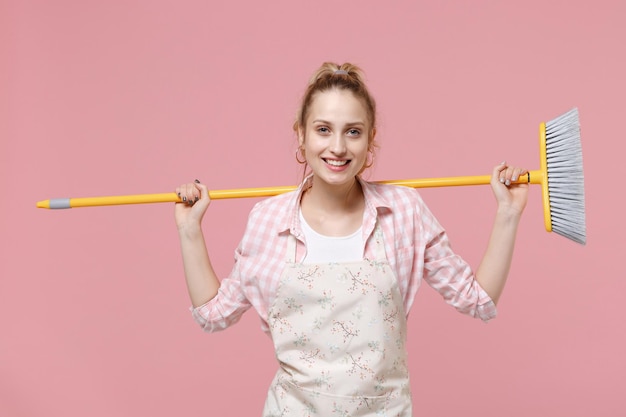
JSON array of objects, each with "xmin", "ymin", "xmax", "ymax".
[{"xmin": 280, "ymin": 175, "xmax": 393, "ymax": 238}]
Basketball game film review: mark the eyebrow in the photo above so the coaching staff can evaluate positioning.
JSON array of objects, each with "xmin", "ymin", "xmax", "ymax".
[{"xmin": 312, "ymin": 119, "xmax": 366, "ymax": 127}]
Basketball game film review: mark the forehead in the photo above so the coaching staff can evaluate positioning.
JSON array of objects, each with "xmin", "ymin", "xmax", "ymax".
[{"xmin": 307, "ymin": 89, "xmax": 369, "ymax": 125}]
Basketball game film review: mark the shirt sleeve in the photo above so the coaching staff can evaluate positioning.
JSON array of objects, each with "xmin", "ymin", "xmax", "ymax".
[
  {"xmin": 189, "ymin": 237, "xmax": 253, "ymax": 333},
  {"xmin": 419, "ymin": 202, "xmax": 497, "ymax": 322}
]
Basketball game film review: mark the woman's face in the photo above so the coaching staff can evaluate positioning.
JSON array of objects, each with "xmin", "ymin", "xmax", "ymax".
[{"xmin": 299, "ymin": 89, "xmax": 372, "ymax": 188}]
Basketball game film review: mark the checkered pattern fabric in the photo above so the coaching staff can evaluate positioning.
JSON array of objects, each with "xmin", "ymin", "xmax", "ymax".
[{"xmin": 191, "ymin": 177, "xmax": 496, "ymax": 333}]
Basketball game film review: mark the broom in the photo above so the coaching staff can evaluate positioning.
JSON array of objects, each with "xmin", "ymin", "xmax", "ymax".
[{"xmin": 36, "ymin": 108, "xmax": 586, "ymax": 245}]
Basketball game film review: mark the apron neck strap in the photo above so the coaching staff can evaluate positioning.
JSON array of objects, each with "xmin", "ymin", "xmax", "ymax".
[
  {"xmin": 286, "ymin": 233, "xmax": 298, "ymax": 263},
  {"xmin": 371, "ymin": 221, "xmax": 388, "ymax": 262}
]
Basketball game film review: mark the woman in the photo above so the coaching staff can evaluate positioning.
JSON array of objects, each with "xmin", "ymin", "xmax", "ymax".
[{"xmin": 175, "ymin": 62, "xmax": 528, "ymax": 416}]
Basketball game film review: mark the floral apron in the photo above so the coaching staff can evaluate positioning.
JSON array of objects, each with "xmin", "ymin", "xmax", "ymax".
[{"xmin": 263, "ymin": 225, "xmax": 412, "ymax": 416}]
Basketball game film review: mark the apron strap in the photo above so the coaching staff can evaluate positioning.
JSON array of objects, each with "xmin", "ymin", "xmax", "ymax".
[
  {"xmin": 372, "ymin": 221, "xmax": 388, "ymax": 262},
  {"xmin": 286, "ymin": 233, "xmax": 298, "ymax": 263}
]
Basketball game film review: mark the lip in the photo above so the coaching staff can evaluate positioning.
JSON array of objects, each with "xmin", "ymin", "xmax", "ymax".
[{"xmin": 322, "ymin": 158, "xmax": 351, "ymax": 171}]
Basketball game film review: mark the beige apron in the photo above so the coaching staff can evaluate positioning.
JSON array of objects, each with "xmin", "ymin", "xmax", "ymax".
[{"xmin": 263, "ymin": 225, "xmax": 412, "ymax": 416}]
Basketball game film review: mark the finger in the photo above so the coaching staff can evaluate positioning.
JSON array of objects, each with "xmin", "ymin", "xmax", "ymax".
[
  {"xmin": 188, "ymin": 182, "xmax": 201, "ymax": 205},
  {"xmin": 193, "ymin": 179, "xmax": 201, "ymax": 201},
  {"xmin": 494, "ymin": 161, "xmax": 508, "ymax": 185},
  {"xmin": 497, "ymin": 165, "xmax": 528, "ymax": 187},
  {"xmin": 177, "ymin": 183, "xmax": 198, "ymax": 205},
  {"xmin": 495, "ymin": 162, "xmax": 518, "ymax": 186},
  {"xmin": 510, "ymin": 167, "xmax": 524, "ymax": 182},
  {"xmin": 175, "ymin": 185, "xmax": 188, "ymax": 203},
  {"xmin": 503, "ymin": 166, "xmax": 516, "ymax": 186},
  {"xmin": 194, "ymin": 182, "xmax": 210, "ymax": 202},
  {"xmin": 189, "ymin": 180, "xmax": 209, "ymax": 203}
]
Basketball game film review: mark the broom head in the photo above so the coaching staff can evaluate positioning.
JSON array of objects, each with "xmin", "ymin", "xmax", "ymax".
[{"xmin": 540, "ymin": 108, "xmax": 586, "ymax": 245}]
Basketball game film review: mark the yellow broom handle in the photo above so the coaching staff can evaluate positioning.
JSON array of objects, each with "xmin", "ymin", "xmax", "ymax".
[
  {"xmin": 391, "ymin": 169, "xmax": 543, "ymax": 187},
  {"xmin": 36, "ymin": 170, "xmax": 542, "ymax": 209}
]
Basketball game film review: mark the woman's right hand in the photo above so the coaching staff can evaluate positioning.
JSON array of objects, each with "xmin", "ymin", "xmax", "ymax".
[
  {"xmin": 174, "ymin": 180, "xmax": 220, "ymax": 307},
  {"xmin": 174, "ymin": 180, "xmax": 211, "ymax": 231}
]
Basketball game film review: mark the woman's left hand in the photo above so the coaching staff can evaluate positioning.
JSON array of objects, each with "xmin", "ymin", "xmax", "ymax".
[{"xmin": 490, "ymin": 161, "xmax": 529, "ymax": 216}]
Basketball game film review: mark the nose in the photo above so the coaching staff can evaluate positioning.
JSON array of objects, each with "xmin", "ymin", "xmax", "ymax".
[{"xmin": 329, "ymin": 134, "xmax": 346, "ymax": 155}]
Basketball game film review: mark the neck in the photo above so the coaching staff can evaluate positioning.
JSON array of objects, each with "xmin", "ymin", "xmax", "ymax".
[{"xmin": 303, "ymin": 176, "xmax": 364, "ymax": 213}]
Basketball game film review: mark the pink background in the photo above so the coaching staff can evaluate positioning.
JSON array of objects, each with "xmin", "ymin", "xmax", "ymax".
[{"xmin": 2, "ymin": 1, "xmax": 624, "ymax": 416}]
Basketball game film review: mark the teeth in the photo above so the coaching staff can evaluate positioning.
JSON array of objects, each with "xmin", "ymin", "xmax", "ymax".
[{"xmin": 325, "ymin": 159, "xmax": 348, "ymax": 166}]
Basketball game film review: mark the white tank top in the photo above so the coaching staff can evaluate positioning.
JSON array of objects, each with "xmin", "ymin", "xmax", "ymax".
[{"xmin": 299, "ymin": 210, "xmax": 363, "ymax": 263}]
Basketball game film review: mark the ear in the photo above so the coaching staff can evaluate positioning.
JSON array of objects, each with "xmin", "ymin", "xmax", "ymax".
[
  {"xmin": 297, "ymin": 126, "xmax": 305, "ymax": 148},
  {"xmin": 369, "ymin": 128, "xmax": 377, "ymax": 146}
]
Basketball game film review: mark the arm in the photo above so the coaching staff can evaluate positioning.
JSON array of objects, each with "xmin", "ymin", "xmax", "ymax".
[
  {"xmin": 175, "ymin": 181, "xmax": 220, "ymax": 307},
  {"xmin": 475, "ymin": 162, "xmax": 529, "ymax": 305}
]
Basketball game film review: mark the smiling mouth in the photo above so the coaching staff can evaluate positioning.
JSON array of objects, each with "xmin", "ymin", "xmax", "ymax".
[{"xmin": 323, "ymin": 159, "xmax": 349, "ymax": 167}]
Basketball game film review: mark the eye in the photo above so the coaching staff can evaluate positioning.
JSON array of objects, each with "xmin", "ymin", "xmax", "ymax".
[
  {"xmin": 347, "ymin": 129, "xmax": 361, "ymax": 136},
  {"xmin": 316, "ymin": 126, "xmax": 330, "ymax": 134}
]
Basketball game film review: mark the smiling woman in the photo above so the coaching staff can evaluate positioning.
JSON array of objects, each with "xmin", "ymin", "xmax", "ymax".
[
  {"xmin": 297, "ymin": 88, "xmax": 371, "ymax": 237},
  {"xmin": 295, "ymin": 63, "xmax": 378, "ymax": 178},
  {"xmin": 173, "ymin": 62, "xmax": 529, "ymax": 416},
  {"xmin": 299, "ymin": 89, "xmax": 370, "ymax": 183}
]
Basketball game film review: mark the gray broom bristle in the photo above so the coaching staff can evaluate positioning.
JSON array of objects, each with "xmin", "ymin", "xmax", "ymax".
[{"xmin": 545, "ymin": 108, "xmax": 586, "ymax": 245}]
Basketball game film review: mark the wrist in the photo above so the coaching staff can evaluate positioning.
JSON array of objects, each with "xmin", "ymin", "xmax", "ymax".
[
  {"xmin": 177, "ymin": 222, "xmax": 204, "ymax": 239},
  {"xmin": 495, "ymin": 205, "xmax": 523, "ymax": 223}
]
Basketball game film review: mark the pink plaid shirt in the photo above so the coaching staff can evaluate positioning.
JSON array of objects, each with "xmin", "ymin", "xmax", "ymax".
[{"xmin": 191, "ymin": 176, "xmax": 496, "ymax": 334}]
